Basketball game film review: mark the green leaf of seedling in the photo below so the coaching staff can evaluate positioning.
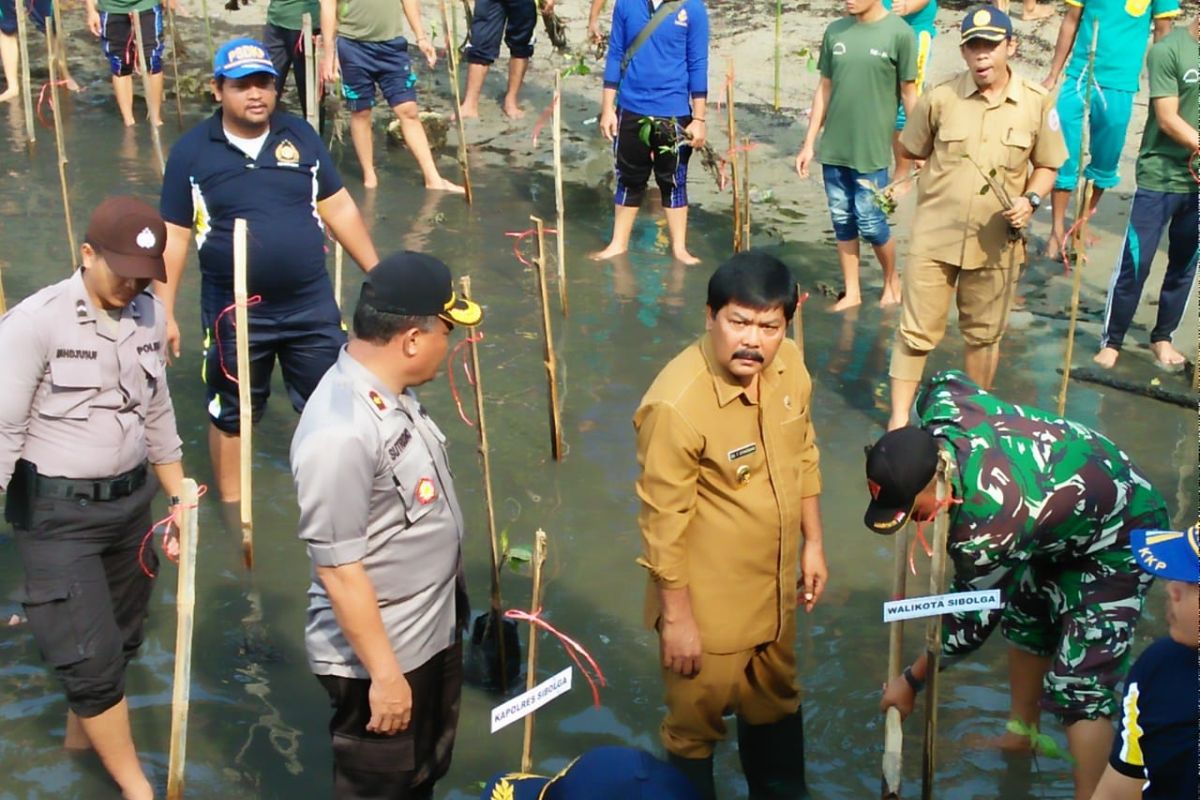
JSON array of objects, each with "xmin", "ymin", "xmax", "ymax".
[
  {"xmin": 499, "ymin": 527, "xmax": 509, "ymax": 557},
  {"xmin": 638, "ymin": 118, "xmax": 652, "ymax": 147},
  {"xmin": 507, "ymin": 546, "xmax": 532, "ymax": 564},
  {"xmin": 988, "ymin": 168, "xmax": 998, "ymax": 177},
  {"xmin": 807, "ymin": 56, "xmax": 817, "ymax": 73},
  {"xmin": 1006, "ymin": 719, "xmax": 1036, "ymax": 737},
  {"xmin": 979, "ymin": 184, "xmax": 990, "ymax": 195}
]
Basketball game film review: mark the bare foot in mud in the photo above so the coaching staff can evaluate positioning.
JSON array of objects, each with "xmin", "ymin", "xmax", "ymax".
[
  {"xmin": 831, "ymin": 292, "xmax": 861, "ymax": 312},
  {"xmin": 1042, "ymin": 231, "xmax": 1065, "ymax": 261},
  {"xmin": 426, "ymin": 176, "xmax": 465, "ymax": 194},
  {"xmin": 1021, "ymin": 4, "xmax": 1055, "ymax": 21},
  {"xmin": 590, "ymin": 243, "xmax": 627, "ymax": 261},
  {"xmin": 502, "ymin": 101, "xmax": 525, "ymax": 120},
  {"xmin": 965, "ymin": 731, "xmax": 1036, "ymax": 753},
  {"xmin": 362, "ymin": 168, "xmax": 379, "ymax": 189},
  {"xmin": 1093, "ymin": 347, "xmax": 1119, "ymax": 369},
  {"xmin": 672, "ymin": 249, "xmax": 701, "ymax": 265},
  {"xmin": 65, "ymin": 77, "xmax": 81, "ymax": 93},
  {"xmin": 880, "ymin": 281, "xmax": 902, "ymax": 307},
  {"xmin": 1150, "ymin": 340, "xmax": 1187, "ymax": 370},
  {"xmin": 455, "ymin": 103, "xmax": 480, "ymax": 120},
  {"xmin": 0, "ymin": 87, "xmax": 17, "ymax": 102}
]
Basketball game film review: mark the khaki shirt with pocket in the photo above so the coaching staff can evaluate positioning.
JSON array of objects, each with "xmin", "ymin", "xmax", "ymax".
[
  {"xmin": 634, "ymin": 336, "xmax": 821, "ymax": 654},
  {"xmin": 900, "ymin": 70, "xmax": 1068, "ymax": 269}
]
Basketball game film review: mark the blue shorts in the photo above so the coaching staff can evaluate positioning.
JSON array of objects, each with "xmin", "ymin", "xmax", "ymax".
[
  {"xmin": 463, "ymin": 0, "xmax": 537, "ymax": 65},
  {"xmin": 0, "ymin": 0, "xmax": 52, "ymax": 35},
  {"xmin": 200, "ymin": 290, "xmax": 345, "ymax": 434},
  {"xmin": 337, "ymin": 36, "xmax": 418, "ymax": 111},
  {"xmin": 1053, "ymin": 79, "xmax": 1134, "ymax": 191},
  {"xmin": 100, "ymin": 6, "xmax": 163, "ymax": 77},
  {"xmin": 822, "ymin": 164, "xmax": 891, "ymax": 246}
]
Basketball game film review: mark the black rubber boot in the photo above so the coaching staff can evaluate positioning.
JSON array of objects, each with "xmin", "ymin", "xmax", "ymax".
[
  {"xmin": 666, "ymin": 752, "xmax": 718, "ymax": 800},
  {"xmin": 737, "ymin": 708, "xmax": 810, "ymax": 799}
]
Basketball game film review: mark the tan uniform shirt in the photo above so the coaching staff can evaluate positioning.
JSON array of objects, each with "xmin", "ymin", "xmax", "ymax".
[
  {"xmin": 0, "ymin": 271, "xmax": 183, "ymax": 487},
  {"xmin": 901, "ymin": 70, "xmax": 1068, "ymax": 269},
  {"xmin": 634, "ymin": 336, "xmax": 821, "ymax": 654}
]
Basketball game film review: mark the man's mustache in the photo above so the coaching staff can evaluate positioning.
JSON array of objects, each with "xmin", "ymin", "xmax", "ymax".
[{"xmin": 732, "ymin": 349, "xmax": 764, "ymax": 364}]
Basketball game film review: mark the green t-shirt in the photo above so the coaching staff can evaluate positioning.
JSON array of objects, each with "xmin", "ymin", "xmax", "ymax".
[
  {"xmin": 96, "ymin": 0, "xmax": 158, "ymax": 13},
  {"xmin": 337, "ymin": 0, "xmax": 407, "ymax": 43},
  {"xmin": 1136, "ymin": 27, "xmax": 1198, "ymax": 193},
  {"xmin": 267, "ymin": 0, "xmax": 320, "ymax": 31},
  {"xmin": 817, "ymin": 13, "xmax": 917, "ymax": 172}
]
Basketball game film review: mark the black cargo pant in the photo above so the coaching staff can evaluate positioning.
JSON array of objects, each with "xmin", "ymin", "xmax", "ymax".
[
  {"xmin": 317, "ymin": 641, "xmax": 464, "ymax": 800},
  {"xmin": 13, "ymin": 474, "xmax": 158, "ymax": 717}
]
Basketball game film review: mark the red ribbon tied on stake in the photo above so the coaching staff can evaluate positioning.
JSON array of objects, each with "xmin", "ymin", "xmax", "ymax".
[{"xmin": 503, "ymin": 607, "xmax": 608, "ymax": 707}]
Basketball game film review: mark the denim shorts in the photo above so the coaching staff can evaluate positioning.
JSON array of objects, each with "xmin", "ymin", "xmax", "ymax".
[{"xmin": 821, "ymin": 164, "xmax": 891, "ymax": 246}]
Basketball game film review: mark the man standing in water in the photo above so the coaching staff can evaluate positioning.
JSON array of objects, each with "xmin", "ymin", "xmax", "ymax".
[
  {"xmin": 886, "ymin": 6, "xmax": 1066, "ymax": 431},
  {"xmin": 796, "ymin": 0, "xmax": 916, "ymax": 311},
  {"xmin": 0, "ymin": 197, "xmax": 184, "ymax": 800},
  {"xmin": 292, "ymin": 252, "xmax": 482, "ymax": 800},
  {"xmin": 635, "ymin": 251, "xmax": 827, "ymax": 798},
  {"xmin": 458, "ymin": 0, "xmax": 554, "ymax": 119},
  {"xmin": 870, "ymin": 370, "xmax": 1169, "ymax": 800},
  {"xmin": 592, "ymin": 0, "xmax": 709, "ymax": 265},
  {"xmin": 158, "ymin": 37, "xmax": 378, "ymax": 513},
  {"xmin": 83, "ymin": 0, "xmax": 167, "ymax": 125},
  {"xmin": 0, "ymin": 0, "xmax": 78, "ymax": 102}
]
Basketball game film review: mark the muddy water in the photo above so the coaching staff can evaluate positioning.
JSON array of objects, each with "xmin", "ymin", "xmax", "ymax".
[{"xmin": 0, "ymin": 82, "xmax": 1195, "ymax": 800}]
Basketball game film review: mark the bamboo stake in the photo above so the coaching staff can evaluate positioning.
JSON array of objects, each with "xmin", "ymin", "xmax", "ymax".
[
  {"xmin": 741, "ymin": 137, "xmax": 751, "ymax": 251},
  {"xmin": 1057, "ymin": 20, "xmax": 1099, "ymax": 416},
  {"xmin": 792, "ymin": 294, "xmax": 804, "ymax": 357},
  {"xmin": 200, "ymin": 0, "xmax": 214, "ymax": 67},
  {"xmin": 552, "ymin": 72, "xmax": 568, "ymax": 317},
  {"xmin": 165, "ymin": 2, "xmax": 184, "ymax": 128},
  {"xmin": 0, "ymin": 266, "xmax": 7, "ymax": 314},
  {"xmin": 302, "ymin": 13, "xmax": 318, "ymax": 131},
  {"xmin": 461, "ymin": 275, "xmax": 509, "ymax": 688},
  {"xmin": 726, "ymin": 61, "xmax": 739, "ymax": 252},
  {"xmin": 438, "ymin": 0, "xmax": 473, "ymax": 204},
  {"xmin": 133, "ymin": 17, "xmax": 166, "ymax": 175},
  {"xmin": 773, "ymin": 0, "xmax": 782, "ymax": 112},
  {"xmin": 531, "ymin": 215, "xmax": 563, "ymax": 461},
  {"xmin": 14, "ymin": 0, "xmax": 34, "ymax": 146},
  {"xmin": 234, "ymin": 218, "xmax": 255, "ymax": 570},
  {"xmin": 166, "ymin": 478, "xmax": 201, "ymax": 800},
  {"xmin": 920, "ymin": 454, "xmax": 953, "ymax": 800},
  {"xmin": 520, "ymin": 529, "xmax": 549, "ymax": 772},
  {"xmin": 881, "ymin": 524, "xmax": 910, "ymax": 799},
  {"xmin": 44, "ymin": 27, "xmax": 77, "ymax": 267}
]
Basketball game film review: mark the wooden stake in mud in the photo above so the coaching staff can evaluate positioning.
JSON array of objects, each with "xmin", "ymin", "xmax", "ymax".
[
  {"xmin": 0, "ymin": 265, "xmax": 8, "ymax": 315},
  {"xmin": 741, "ymin": 136, "xmax": 752, "ymax": 250},
  {"xmin": 164, "ymin": 2, "xmax": 184, "ymax": 128},
  {"xmin": 725, "ymin": 61, "xmax": 740, "ymax": 252},
  {"xmin": 166, "ymin": 478, "xmax": 201, "ymax": 800},
  {"xmin": 133, "ymin": 17, "xmax": 166, "ymax": 175},
  {"xmin": 881, "ymin": 523, "xmax": 910, "ymax": 799},
  {"xmin": 44, "ymin": 27, "xmax": 77, "ymax": 266},
  {"xmin": 199, "ymin": 0, "xmax": 215, "ymax": 67},
  {"xmin": 773, "ymin": 0, "xmax": 782, "ymax": 112},
  {"xmin": 302, "ymin": 13, "xmax": 319, "ymax": 131},
  {"xmin": 791, "ymin": 294, "xmax": 805, "ymax": 357},
  {"xmin": 1057, "ymin": 20, "xmax": 1099, "ymax": 417},
  {"xmin": 520, "ymin": 529, "xmax": 549, "ymax": 772},
  {"xmin": 14, "ymin": 0, "xmax": 35, "ymax": 146},
  {"xmin": 920, "ymin": 454, "xmax": 953, "ymax": 800},
  {"xmin": 438, "ymin": 0, "xmax": 474, "ymax": 204},
  {"xmin": 461, "ymin": 275, "xmax": 511, "ymax": 686},
  {"xmin": 531, "ymin": 215, "xmax": 564, "ymax": 461},
  {"xmin": 234, "ymin": 219, "xmax": 255, "ymax": 570},
  {"xmin": 552, "ymin": 72, "xmax": 568, "ymax": 317}
]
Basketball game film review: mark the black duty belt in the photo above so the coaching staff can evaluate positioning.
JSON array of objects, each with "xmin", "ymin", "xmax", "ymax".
[{"xmin": 35, "ymin": 463, "xmax": 149, "ymax": 502}]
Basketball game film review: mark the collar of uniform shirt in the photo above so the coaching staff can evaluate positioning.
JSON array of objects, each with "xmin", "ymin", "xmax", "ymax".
[
  {"xmin": 69, "ymin": 268, "xmax": 142, "ymax": 326},
  {"xmin": 955, "ymin": 69, "xmax": 1023, "ymax": 107},
  {"xmin": 699, "ymin": 334, "xmax": 786, "ymax": 408}
]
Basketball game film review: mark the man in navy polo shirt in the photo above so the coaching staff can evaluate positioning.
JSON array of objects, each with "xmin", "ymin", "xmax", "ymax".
[
  {"xmin": 158, "ymin": 37, "xmax": 379, "ymax": 509},
  {"xmin": 1089, "ymin": 525, "xmax": 1198, "ymax": 800}
]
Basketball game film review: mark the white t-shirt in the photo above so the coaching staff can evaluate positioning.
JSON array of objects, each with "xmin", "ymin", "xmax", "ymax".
[{"xmin": 224, "ymin": 128, "xmax": 269, "ymax": 160}]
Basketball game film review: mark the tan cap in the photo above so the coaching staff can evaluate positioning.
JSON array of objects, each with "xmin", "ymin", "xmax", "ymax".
[{"xmin": 84, "ymin": 196, "xmax": 168, "ymax": 281}]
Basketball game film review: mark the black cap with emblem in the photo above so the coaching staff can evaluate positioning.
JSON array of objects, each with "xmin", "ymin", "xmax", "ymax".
[
  {"xmin": 359, "ymin": 251, "xmax": 483, "ymax": 327},
  {"xmin": 863, "ymin": 426, "xmax": 940, "ymax": 535}
]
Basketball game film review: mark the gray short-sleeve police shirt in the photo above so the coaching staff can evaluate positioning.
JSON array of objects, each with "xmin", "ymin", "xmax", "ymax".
[{"xmin": 291, "ymin": 348, "xmax": 465, "ymax": 678}]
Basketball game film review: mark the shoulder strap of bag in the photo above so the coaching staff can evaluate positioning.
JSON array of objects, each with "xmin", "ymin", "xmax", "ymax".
[{"xmin": 620, "ymin": 0, "xmax": 688, "ymax": 79}]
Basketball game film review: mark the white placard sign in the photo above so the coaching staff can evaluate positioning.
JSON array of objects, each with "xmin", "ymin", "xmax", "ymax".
[
  {"xmin": 490, "ymin": 667, "xmax": 573, "ymax": 733},
  {"xmin": 883, "ymin": 589, "xmax": 1002, "ymax": 623}
]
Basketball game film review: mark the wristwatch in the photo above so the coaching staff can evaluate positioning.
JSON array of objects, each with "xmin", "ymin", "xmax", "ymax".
[{"xmin": 1024, "ymin": 191, "xmax": 1042, "ymax": 211}]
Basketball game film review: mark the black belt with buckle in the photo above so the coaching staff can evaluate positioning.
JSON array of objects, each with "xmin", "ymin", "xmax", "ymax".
[{"xmin": 35, "ymin": 463, "xmax": 149, "ymax": 502}]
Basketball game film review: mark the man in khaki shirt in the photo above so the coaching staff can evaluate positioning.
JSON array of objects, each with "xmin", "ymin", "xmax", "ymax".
[
  {"xmin": 634, "ymin": 251, "xmax": 826, "ymax": 799},
  {"xmin": 887, "ymin": 5, "xmax": 1068, "ymax": 430}
]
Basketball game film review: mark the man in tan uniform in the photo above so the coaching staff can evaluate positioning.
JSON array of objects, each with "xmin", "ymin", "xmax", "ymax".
[
  {"xmin": 886, "ymin": 5, "xmax": 1067, "ymax": 430},
  {"xmin": 634, "ymin": 251, "xmax": 826, "ymax": 799},
  {"xmin": 0, "ymin": 196, "xmax": 185, "ymax": 800}
]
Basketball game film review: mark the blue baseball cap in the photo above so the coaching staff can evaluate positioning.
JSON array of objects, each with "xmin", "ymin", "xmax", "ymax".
[
  {"xmin": 479, "ymin": 747, "xmax": 701, "ymax": 800},
  {"xmin": 1131, "ymin": 525, "xmax": 1199, "ymax": 582},
  {"xmin": 213, "ymin": 37, "xmax": 278, "ymax": 79},
  {"xmin": 960, "ymin": 4, "xmax": 1013, "ymax": 42}
]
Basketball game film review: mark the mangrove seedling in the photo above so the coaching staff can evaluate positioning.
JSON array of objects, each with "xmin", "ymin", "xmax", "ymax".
[{"xmin": 1005, "ymin": 719, "xmax": 1076, "ymax": 764}]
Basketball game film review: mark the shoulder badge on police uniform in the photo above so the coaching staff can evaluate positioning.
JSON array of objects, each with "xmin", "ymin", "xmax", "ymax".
[
  {"xmin": 275, "ymin": 139, "xmax": 301, "ymax": 166},
  {"xmin": 415, "ymin": 477, "xmax": 438, "ymax": 505},
  {"xmin": 366, "ymin": 388, "xmax": 389, "ymax": 417}
]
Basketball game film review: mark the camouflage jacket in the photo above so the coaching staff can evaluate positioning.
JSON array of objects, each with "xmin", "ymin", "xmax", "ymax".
[{"xmin": 916, "ymin": 371, "xmax": 1169, "ymax": 659}]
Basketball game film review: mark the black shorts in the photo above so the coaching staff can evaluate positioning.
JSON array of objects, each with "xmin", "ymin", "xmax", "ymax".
[
  {"xmin": 100, "ymin": 6, "xmax": 163, "ymax": 76},
  {"xmin": 613, "ymin": 108, "xmax": 693, "ymax": 209},
  {"xmin": 263, "ymin": 21, "xmax": 322, "ymax": 122},
  {"xmin": 200, "ymin": 292, "xmax": 345, "ymax": 434},
  {"xmin": 463, "ymin": 0, "xmax": 537, "ymax": 65},
  {"xmin": 317, "ymin": 642, "xmax": 463, "ymax": 800},
  {"xmin": 13, "ymin": 472, "xmax": 158, "ymax": 717},
  {"xmin": 0, "ymin": 0, "xmax": 52, "ymax": 35}
]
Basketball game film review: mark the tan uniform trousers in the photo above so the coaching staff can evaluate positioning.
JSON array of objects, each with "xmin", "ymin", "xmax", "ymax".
[
  {"xmin": 661, "ymin": 617, "xmax": 800, "ymax": 759},
  {"xmin": 889, "ymin": 257, "xmax": 1020, "ymax": 382}
]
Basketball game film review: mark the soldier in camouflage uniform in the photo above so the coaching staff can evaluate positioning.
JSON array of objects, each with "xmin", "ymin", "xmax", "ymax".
[{"xmin": 864, "ymin": 370, "xmax": 1168, "ymax": 799}]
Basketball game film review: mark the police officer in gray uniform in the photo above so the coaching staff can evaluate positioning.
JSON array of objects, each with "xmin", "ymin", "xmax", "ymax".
[
  {"xmin": 0, "ymin": 196, "xmax": 185, "ymax": 800},
  {"xmin": 291, "ymin": 250, "xmax": 482, "ymax": 800}
]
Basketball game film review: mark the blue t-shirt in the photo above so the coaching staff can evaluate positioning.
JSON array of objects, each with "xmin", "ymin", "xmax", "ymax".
[
  {"xmin": 160, "ymin": 110, "xmax": 343, "ymax": 311},
  {"xmin": 882, "ymin": 0, "xmax": 937, "ymax": 36},
  {"xmin": 602, "ymin": 0, "xmax": 709, "ymax": 117},
  {"xmin": 1064, "ymin": 0, "xmax": 1181, "ymax": 92},
  {"xmin": 1109, "ymin": 638, "xmax": 1199, "ymax": 799}
]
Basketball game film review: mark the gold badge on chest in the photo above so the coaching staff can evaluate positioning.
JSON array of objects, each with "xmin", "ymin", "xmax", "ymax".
[
  {"xmin": 736, "ymin": 464, "xmax": 752, "ymax": 487},
  {"xmin": 275, "ymin": 139, "xmax": 300, "ymax": 166}
]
